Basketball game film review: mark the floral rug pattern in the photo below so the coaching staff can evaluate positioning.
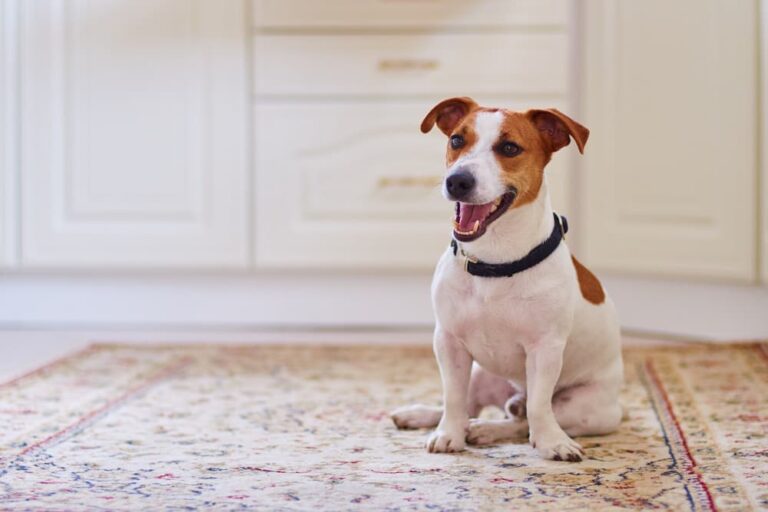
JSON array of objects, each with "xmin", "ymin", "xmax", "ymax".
[{"xmin": 0, "ymin": 342, "xmax": 767, "ymax": 511}]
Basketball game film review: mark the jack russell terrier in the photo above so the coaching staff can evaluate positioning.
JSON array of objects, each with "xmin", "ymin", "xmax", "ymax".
[{"xmin": 391, "ymin": 97, "xmax": 623, "ymax": 462}]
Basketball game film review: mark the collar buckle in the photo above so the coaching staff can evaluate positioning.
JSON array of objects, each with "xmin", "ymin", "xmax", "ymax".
[
  {"xmin": 452, "ymin": 240, "xmax": 477, "ymax": 272},
  {"xmin": 462, "ymin": 252, "xmax": 477, "ymax": 272}
]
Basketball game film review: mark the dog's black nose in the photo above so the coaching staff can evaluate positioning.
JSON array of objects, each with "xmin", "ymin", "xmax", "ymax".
[{"xmin": 445, "ymin": 171, "xmax": 475, "ymax": 200}]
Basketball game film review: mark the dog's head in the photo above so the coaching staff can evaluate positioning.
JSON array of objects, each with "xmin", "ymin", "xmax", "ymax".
[{"xmin": 421, "ymin": 97, "xmax": 589, "ymax": 242}]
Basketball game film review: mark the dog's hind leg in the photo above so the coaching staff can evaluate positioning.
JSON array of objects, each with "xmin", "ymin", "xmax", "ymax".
[
  {"xmin": 554, "ymin": 380, "xmax": 623, "ymax": 438},
  {"xmin": 465, "ymin": 379, "xmax": 622, "ymax": 448},
  {"xmin": 465, "ymin": 380, "xmax": 622, "ymax": 447},
  {"xmin": 391, "ymin": 364, "xmax": 515, "ymax": 430}
]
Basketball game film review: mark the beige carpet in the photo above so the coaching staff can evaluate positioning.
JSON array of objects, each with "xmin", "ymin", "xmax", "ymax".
[{"xmin": 0, "ymin": 343, "xmax": 766, "ymax": 511}]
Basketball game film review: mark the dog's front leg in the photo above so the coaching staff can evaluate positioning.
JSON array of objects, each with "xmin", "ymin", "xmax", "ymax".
[
  {"xmin": 525, "ymin": 341, "xmax": 584, "ymax": 462},
  {"xmin": 426, "ymin": 329, "xmax": 472, "ymax": 453}
]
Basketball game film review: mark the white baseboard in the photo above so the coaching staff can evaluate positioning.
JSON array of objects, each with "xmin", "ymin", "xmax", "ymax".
[
  {"xmin": 0, "ymin": 273, "xmax": 435, "ymax": 327},
  {"xmin": 0, "ymin": 273, "xmax": 766, "ymax": 341},
  {"xmin": 601, "ymin": 274, "xmax": 768, "ymax": 341}
]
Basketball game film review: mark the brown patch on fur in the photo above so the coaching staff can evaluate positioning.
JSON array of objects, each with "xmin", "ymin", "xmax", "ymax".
[
  {"xmin": 493, "ymin": 109, "xmax": 589, "ymax": 209},
  {"xmin": 494, "ymin": 111, "xmax": 551, "ymax": 208},
  {"xmin": 528, "ymin": 109, "xmax": 589, "ymax": 154},
  {"xmin": 445, "ymin": 121, "xmax": 478, "ymax": 166},
  {"xmin": 571, "ymin": 256, "xmax": 605, "ymax": 305},
  {"xmin": 420, "ymin": 97, "xmax": 478, "ymax": 136}
]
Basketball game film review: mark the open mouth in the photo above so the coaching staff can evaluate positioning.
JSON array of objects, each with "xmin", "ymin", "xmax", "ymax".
[{"xmin": 453, "ymin": 190, "xmax": 517, "ymax": 242}]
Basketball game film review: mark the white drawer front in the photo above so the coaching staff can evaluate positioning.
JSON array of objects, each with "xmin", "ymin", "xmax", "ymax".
[
  {"xmin": 253, "ymin": 0, "xmax": 568, "ymax": 29},
  {"xmin": 254, "ymin": 34, "xmax": 568, "ymax": 97},
  {"xmin": 253, "ymin": 100, "xmax": 569, "ymax": 268}
]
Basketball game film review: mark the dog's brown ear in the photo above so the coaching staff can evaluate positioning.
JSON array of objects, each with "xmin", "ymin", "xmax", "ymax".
[
  {"xmin": 527, "ymin": 109, "xmax": 589, "ymax": 154},
  {"xmin": 421, "ymin": 97, "xmax": 479, "ymax": 136}
]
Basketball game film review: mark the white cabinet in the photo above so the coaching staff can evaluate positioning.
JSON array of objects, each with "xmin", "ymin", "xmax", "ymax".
[
  {"xmin": 581, "ymin": 0, "xmax": 758, "ymax": 281},
  {"xmin": 8, "ymin": 0, "xmax": 760, "ymax": 277},
  {"xmin": 252, "ymin": 0, "xmax": 574, "ymax": 268},
  {"xmin": 254, "ymin": 101, "xmax": 448, "ymax": 268},
  {"xmin": 19, "ymin": 0, "xmax": 249, "ymax": 268}
]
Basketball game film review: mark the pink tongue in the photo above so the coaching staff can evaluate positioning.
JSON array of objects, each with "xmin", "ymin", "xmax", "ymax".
[{"xmin": 458, "ymin": 202, "xmax": 494, "ymax": 231}]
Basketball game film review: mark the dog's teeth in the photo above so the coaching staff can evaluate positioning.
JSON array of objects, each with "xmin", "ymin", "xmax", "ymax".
[
  {"xmin": 454, "ymin": 221, "xmax": 482, "ymax": 236},
  {"xmin": 490, "ymin": 204, "xmax": 497, "ymax": 213}
]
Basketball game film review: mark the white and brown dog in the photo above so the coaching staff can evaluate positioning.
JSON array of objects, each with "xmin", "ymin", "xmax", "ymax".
[{"xmin": 391, "ymin": 97, "xmax": 623, "ymax": 462}]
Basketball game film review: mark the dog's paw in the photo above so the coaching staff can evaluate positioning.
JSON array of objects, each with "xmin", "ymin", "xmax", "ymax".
[
  {"xmin": 426, "ymin": 428, "xmax": 466, "ymax": 453},
  {"xmin": 390, "ymin": 404, "xmax": 442, "ymax": 430},
  {"xmin": 531, "ymin": 429, "xmax": 584, "ymax": 462},
  {"xmin": 466, "ymin": 418, "xmax": 527, "ymax": 446},
  {"xmin": 466, "ymin": 420, "xmax": 502, "ymax": 446}
]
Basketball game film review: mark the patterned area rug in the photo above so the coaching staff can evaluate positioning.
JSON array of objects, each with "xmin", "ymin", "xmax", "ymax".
[{"xmin": 0, "ymin": 343, "xmax": 766, "ymax": 511}]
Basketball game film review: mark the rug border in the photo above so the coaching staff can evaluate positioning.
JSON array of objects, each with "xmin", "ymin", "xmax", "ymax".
[
  {"xmin": 0, "ymin": 343, "xmax": 99, "ymax": 390},
  {"xmin": 3, "ymin": 340, "xmax": 764, "ymax": 392}
]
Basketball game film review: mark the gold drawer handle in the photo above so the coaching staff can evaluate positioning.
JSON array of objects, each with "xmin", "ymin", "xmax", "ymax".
[
  {"xmin": 378, "ymin": 59, "xmax": 439, "ymax": 71},
  {"xmin": 377, "ymin": 176, "xmax": 442, "ymax": 188}
]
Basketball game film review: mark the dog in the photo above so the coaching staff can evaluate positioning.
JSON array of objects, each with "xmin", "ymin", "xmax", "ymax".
[{"xmin": 391, "ymin": 97, "xmax": 623, "ymax": 462}]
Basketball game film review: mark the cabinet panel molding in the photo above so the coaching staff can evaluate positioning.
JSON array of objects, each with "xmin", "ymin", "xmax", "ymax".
[
  {"xmin": 20, "ymin": 0, "xmax": 249, "ymax": 268},
  {"xmin": 581, "ymin": 0, "xmax": 757, "ymax": 280}
]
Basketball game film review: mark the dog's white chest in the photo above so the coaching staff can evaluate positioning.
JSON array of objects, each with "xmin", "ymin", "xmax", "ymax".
[{"xmin": 431, "ymin": 247, "xmax": 574, "ymax": 381}]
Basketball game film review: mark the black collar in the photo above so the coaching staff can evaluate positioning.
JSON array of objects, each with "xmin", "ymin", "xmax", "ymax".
[{"xmin": 451, "ymin": 213, "xmax": 569, "ymax": 278}]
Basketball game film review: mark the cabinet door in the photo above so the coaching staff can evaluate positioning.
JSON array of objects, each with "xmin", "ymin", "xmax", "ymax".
[
  {"xmin": 20, "ymin": 0, "xmax": 248, "ymax": 268},
  {"xmin": 581, "ymin": 0, "xmax": 757, "ymax": 280},
  {"xmin": 253, "ymin": 100, "xmax": 570, "ymax": 269}
]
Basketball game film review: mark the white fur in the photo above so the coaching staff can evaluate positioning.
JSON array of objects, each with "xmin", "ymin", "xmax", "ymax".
[
  {"xmin": 393, "ymin": 114, "xmax": 623, "ymax": 462},
  {"xmin": 442, "ymin": 111, "xmax": 507, "ymax": 204}
]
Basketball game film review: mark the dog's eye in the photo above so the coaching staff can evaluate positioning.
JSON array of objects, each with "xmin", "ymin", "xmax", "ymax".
[
  {"xmin": 498, "ymin": 141, "xmax": 522, "ymax": 157},
  {"xmin": 450, "ymin": 135, "xmax": 465, "ymax": 150}
]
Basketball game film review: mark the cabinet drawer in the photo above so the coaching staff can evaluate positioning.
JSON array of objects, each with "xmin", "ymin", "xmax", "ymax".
[
  {"xmin": 253, "ymin": 100, "xmax": 569, "ymax": 268},
  {"xmin": 253, "ymin": 0, "xmax": 568, "ymax": 29},
  {"xmin": 254, "ymin": 34, "xmax": 568, "ymax": 97}
]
